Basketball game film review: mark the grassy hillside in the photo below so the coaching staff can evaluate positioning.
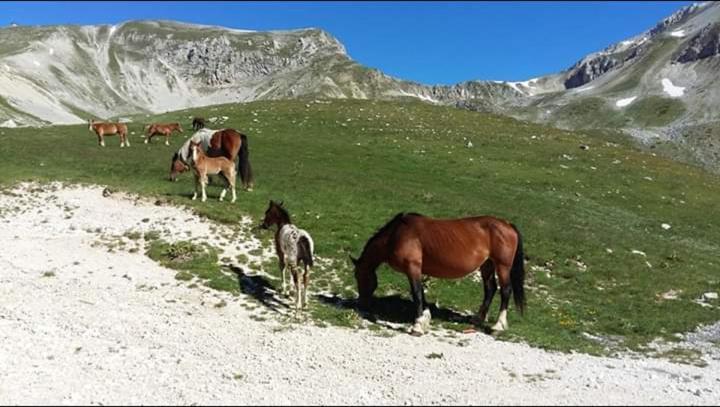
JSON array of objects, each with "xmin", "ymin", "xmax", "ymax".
[{"xmin": 1, "ymin": 99, "xmax": 718, "ymax": 356}]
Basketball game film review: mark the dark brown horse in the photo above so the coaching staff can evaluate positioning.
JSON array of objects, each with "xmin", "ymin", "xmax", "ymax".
[
  {"xmin": 144, "ymin": 122, "xmax": 183, "ymax": 146},
  {"xmin": 170, "ymin": 128, "xmax": 254, "ymax": 191},
  {"xmin": 192, "ymin": 117, "xmax": 206, "ymax": 131},
  {"xmin": 88, "ymin": 119, "xmax": 129, "ymax": 148},
  {"xmin": 351, "ymin": 212, "xmax": 525, "ymax": 335}
]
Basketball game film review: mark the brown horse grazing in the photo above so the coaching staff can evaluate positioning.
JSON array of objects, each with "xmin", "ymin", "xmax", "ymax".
[
  {"xmin": 89, "ymin": 119, "xmax": 129, "ymax": 147},
  {"xmin": 170, "ymin": 128, "xmax": 254, "ymax": 191},
  {"xmin": 350, "ymin": 213, "xmax": 525, "ymax": 336},
  {"xmin": 192, "ymin": 117, "xmax": 206, "ymax": 131},
  {"xmin": 188, "ymin": 140, "xmax": 236, "ymax": 203},
  {"xmin": 260, "ymin": 200, "xmax": 315, "ymax": 313},
  {"xmin": 144, "ymin": 123, "xmax": 183, "ymax": 146}
]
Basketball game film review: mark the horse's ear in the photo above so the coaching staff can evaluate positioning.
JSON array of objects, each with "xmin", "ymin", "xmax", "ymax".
[
  {"xmin": 279, "ymin": 200, "xmax": 284, "ymax": 207},
  {"xmin": 349, "ymin": 255, "xmax": 358, "ymax": 266}
]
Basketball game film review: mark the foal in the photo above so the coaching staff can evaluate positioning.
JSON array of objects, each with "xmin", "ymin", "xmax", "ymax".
[
  {"xmin": 145, "ymin": 123, "xmax": 183, "ymax": 146},
  {"xmin": 89, "ymin": 119, "xmax": 129, "ymax": 147},
  {"xmin": 260, "ymin": 200, "xmax": 314, "ymax": 313},
  {"xmin": 189, "ymin": 141, "xmax": 236, "ymax": 203}
]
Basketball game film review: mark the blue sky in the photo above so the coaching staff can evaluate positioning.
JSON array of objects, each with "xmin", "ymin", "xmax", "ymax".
[{"xmin": 0, "ymin": 1, "xmax": 692, "ymax": 85}]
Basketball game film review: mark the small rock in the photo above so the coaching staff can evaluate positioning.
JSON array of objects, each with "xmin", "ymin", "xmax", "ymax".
[
  {"xmin": 631, "ymin": 249, "xmax": 647, "ymax": 257},
  {"xmin": 702, "ymin": 292, "xmax": 718, "ymax": 301},
  {"xmin": 661, "ymin": 223, "xmax": 671, "ymax": 230},
  {"xmin": 579, "ymin": 144, "xmax": 589, "ymax": 150}
]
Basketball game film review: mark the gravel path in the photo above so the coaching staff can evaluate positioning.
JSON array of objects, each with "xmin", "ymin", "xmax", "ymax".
[{"xmin": 0, "ymin": 182, "xmax": 718, "ymax": 405}]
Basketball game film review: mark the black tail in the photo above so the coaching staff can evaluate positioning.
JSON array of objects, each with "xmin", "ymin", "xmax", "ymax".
[
  {"xmin": 509, "ymin": 223, "xmax": 526, "ymax": 315},
  {"xmin": 238, "ymin": 134, "xmax": 254, "ymax": 189},
  {"xmin": 297, "ymin": 235, "xmax": 314, "ymax": 268}
]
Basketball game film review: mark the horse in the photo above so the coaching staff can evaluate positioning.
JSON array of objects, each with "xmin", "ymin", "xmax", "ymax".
[
  {"xmin": 192, "ymin": 117, "xmax": 206, "ymax": 131},
  {"xmin": 188, "ymin": 140, "xmax": 236, "ymax": 203},
  {"xmin": 170, "ymin": 128, "xmax": 254, "ymax": 191},
  {"xmin": 88, "ymin": 119, "xmax": 129, "ymax": 147},
  {"xmin": 260, "ymin": 200, "xmax": 314, "ymax": 313},
  {"xmin": 144, "ymin": 122, "xmax": 183, "ymax": 146},
  {"xmin": 350, "ymin": 212, "xmax": 525, "ymax": 336}
]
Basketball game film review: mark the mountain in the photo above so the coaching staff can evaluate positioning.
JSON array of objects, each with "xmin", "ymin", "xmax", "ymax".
[
  {"xmin": 0, "ymin": 4, "xmax": 719, "ymax": 170},
  {"xmin": 498, "ymin": 2, "xmax": 720, "ymax": 170},
  {"xmin": 0, "ymin": 20, "xmax": 520, "ymax": 127}
]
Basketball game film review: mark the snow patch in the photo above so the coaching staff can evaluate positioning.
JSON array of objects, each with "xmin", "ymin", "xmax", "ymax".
[
  {"xmin": 0, "ymin": 119, "xmax": 18, "ymax": 128},
  {"xmin": 33, "ymin": 60, "xmax": 40, "ymax": 67},
  {"xmin": 49, "ymin": 48, "xmax": 54, "ymax": 56},
  {"xmin": 670, "ymin": 30, "xmax": 685, "ymax": 38},
  {"xmin": 616, "ymin": 96, "xmax": 637, "ymax": 108},
  {"xmin": 661, "ymin": 78, "xmax": 685, "ymax": 97},
  {"xmin": 573, "ymin": 85, "xmax": 595, "ymax": 93}
]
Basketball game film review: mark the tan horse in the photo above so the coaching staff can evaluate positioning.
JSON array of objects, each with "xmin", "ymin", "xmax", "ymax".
[
  {"xmin": 189, "ymin": 140, "xmax": 236, "ymax": 203},
  {"xmin": 89, "ymin": 119, "xmax": 129, "ymax": 147},
  {"xmin": 144, "ymin": 123, "xmax": 183, "ymax": 146}
]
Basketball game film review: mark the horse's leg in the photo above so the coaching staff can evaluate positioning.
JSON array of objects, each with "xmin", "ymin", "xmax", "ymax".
[
  {"xmin": 98, "ymin": 132, "xmax": 105, "ymax": 147},
  {"xmin": 280, "ymin": 256, "xmax": 289, "ymax": 296},
  {"xmin": 475, "ymin": 260, "xmax": 497, "ymax": 325},
  {"xmin": 192, "ymin": 173, "xmax": 199, "ymax": 200},
  {"xmin": 491, "ymin": 263, "xmax": 513, "ymax": 332},
  {"xmin": 302, "ymin": 264, "xmax": 310, "ymax": 308},
  {"xmin": 165, "ymin": 131, "xmax": 170, "ymax": 146},
  {"xmin": 230, "ymin": 170, "xmax": 237, "ymax": 203},
  {"xmin": 293, "ymin": 265, "xmax": 302, "ymax": 314},
  {"xmin": 407, "ymin": 273, "xmax": 430, "ymax": 336},
  {"xmin": 200, "ymin": 175, "xmax": 208, "ymax": 202}
]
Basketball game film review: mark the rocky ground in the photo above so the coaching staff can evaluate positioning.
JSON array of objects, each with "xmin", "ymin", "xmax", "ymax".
[{"xmin": 0, "ymin": 182, "xmax": 718, "ymax": 405}]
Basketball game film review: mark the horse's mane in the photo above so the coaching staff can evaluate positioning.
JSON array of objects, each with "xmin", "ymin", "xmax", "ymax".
[
  {"xmin": 360, "ymin": 212, "xmax": 422, "ymax": 258},
  {"xmin": 274, "ymin": 202, "xmax": 292, "ymax": 224}
]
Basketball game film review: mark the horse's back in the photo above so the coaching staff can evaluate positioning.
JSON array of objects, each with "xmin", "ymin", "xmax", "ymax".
[{"xmin": 390, "ymin": 214, "xmax": 517, "ymax": 277}]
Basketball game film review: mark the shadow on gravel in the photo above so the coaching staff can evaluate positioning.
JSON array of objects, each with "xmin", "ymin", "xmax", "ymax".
[
  {"xmin": 317, "ymin": 293, "xmax": 485, "ymax": 333},
  {"xmin": 228, "ymin": 265, "xmax": 289, "ymax": 314}
]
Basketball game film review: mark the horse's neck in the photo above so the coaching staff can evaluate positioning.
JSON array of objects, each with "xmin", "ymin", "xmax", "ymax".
[{"xmin": 361, "ymin": 233, "xmax": 389, "ymax": 269}]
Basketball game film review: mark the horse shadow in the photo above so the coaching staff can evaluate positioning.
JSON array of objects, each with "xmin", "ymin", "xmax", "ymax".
[
  {"xmin": 316, "ymin": 293, "xmax": 490, "ymax": 334},
  {"xmin": 226, "ymin": 265, "xmax": 289, "ymax": 314}
]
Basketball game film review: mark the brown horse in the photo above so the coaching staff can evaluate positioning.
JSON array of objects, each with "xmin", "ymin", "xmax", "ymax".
[
  {"xmin": 144, "ymin": 123, "xmax": 183, "ymax": 146},
  {"xmin": 192, "ymin": 117, "xmax": 206, "ymax": 131},
  {"xmin": 88, "ymin": 119, "xmax": 129, "ymax": 147},
  {"xmin": 189, "ymin": 140, "xmax": 236, "ymax": 203},
  {"xmin": 170, "ymin": 128, "xmax": 254, "ymax": 191},
  {"xmin": 350, "ymin": 212, "xmax": 525, "ymax": 336}
]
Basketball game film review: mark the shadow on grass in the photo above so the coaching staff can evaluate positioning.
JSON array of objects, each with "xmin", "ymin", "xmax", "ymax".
[
  {"xmin": 227, "ymin": 265, "xmax": 289, "ymax": 314},
  {"xmin": 317, "ymin": 293, "xmax": 489, "ymax": 333}
]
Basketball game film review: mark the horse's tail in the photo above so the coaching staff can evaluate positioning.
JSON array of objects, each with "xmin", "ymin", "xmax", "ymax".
[
  {"xmin": 509, "ymin": 223, "xmax": 526, "ymax": 315},
  {"xmin": 297, "ymin": 235, "xmax": 314, "ymax": 268},
  {"xmin": 238, "ymin": 133, "xmax": 254, "ymax": 189}
]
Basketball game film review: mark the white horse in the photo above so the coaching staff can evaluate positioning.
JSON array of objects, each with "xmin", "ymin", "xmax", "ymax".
[{"xmin": 260, "ymin": 200, "xmax": 315, "ymax": 313}]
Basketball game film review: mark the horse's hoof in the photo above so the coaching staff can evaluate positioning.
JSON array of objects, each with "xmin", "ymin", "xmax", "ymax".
[{"xmin": 408, "ymin": 324, "xmax": 425, "ymax": 336}]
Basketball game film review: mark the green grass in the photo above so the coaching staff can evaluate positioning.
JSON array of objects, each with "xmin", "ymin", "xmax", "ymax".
[
  {"xmin": 146, "ymin": 240, "xmax": 239, "ymax": 294},
  {"xmin": 554, "ymin": 97, "xmax": 630, "ymax": 129},
  {"xmin": 625, "ymin": 96, "xmax": 686, "ymax": 127},
  {"xmin": 1, "ymin": 98, "xmax": 719, "ymax": 355}
]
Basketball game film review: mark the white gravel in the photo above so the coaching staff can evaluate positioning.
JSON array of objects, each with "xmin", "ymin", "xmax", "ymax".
[{"xmin": 1, "ymin": 182, "xmax": 718, "ymax": 405}]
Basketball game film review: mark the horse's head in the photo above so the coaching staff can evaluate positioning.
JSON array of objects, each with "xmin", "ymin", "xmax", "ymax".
[
  {"xmin": 169, "ymin": 152, "xmax": 189, "ymax": 182},
  {"xmin": 350, "ymin": 255, "xmax": 378, "ymax": 310},
  {"xmin": 176, "ymin": 123, "xmax": 184, "ymax": 133},
  {"xmin": 260, "ymin": 200, "xmax": 285, "ymax": 229},
  {"xmin": 88, "ymin": 119, "xmax": 94, "ymax": 131}
]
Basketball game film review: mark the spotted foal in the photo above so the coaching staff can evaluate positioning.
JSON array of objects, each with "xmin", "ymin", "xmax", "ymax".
[{"xmin": 260, "ymin": 200, "xmax": 315, "ymax": 313}]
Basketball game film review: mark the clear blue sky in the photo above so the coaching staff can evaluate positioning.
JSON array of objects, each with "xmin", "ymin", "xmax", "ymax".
[{"xmin": 0, "ymin": 1, "xmax": 692, "ymax": 85}]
